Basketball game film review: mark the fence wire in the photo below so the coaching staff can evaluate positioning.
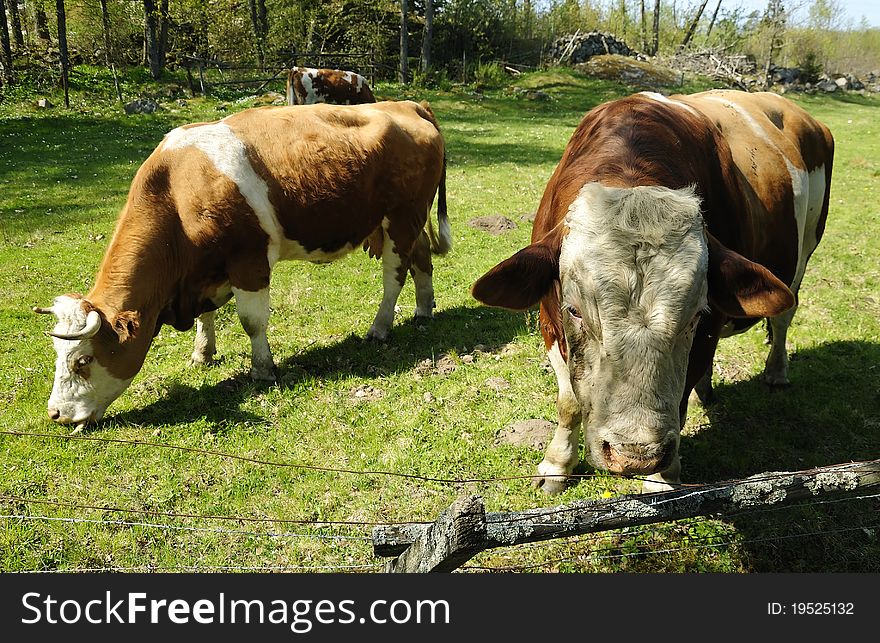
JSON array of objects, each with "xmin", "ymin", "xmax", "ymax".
[{"xmin": 3, "ymin": 429, "xmax": 878, "ymax": 573}]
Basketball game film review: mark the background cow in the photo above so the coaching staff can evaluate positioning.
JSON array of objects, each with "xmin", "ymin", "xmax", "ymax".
[
  {"xmin": 472, "ymin": 90, "xmax": 833, "ymax": 493},
  {"xmin": 35, "ymin": 100, "xmax": 450, "ymax": 429},
  {"xmin": 286, "ymin": 66, "xmax": 376, "ymax": 105}
]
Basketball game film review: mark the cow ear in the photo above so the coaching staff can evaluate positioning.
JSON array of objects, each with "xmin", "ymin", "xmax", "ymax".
[
  {"xmin": 472, "ymin": 236, "xmax": 559, "ymax": 311},
  {"xmin": 706, "ymin": 232, "xmax": 795, "ymax": 318},
  {"xmin": 111, "ymin": 310, "xmax": 140, "ymax": 343}
]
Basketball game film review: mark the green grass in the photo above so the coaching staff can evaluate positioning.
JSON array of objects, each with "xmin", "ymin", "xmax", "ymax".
[{"xmin": 1, "ymin": 67, "xmax": 878, "ymax": 572}]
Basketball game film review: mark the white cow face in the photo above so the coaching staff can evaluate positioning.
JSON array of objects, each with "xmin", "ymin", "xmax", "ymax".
[
  {"xmin": 558, "ymin": 183, "xmax": 708, "ymax": 474},
  {"xmin": 36, "ymin": 295, "xmax": 137, "ymax": 430}
]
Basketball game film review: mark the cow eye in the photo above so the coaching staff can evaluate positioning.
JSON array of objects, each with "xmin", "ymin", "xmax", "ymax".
[
  {"xmin": 564, "ymin": 305, "xmax": 582, "ymax": 322},
  {"xmin": 72, "ymin": 355, "xmax": 93, "ymax": 372}
]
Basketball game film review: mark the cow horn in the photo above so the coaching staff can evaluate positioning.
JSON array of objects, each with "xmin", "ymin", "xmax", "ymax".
[
  {"xmin": 32, "ymin": 306, "xmax": 55, "ymax": 314},
  {"xmin": 48, "ymin": 310, "xmax": 102, "ymax": 340}
]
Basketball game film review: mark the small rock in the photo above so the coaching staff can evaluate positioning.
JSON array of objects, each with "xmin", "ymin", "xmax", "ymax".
[
  {"xmin": 37, "ymin": 98, "xmax": 54, "ymax": 109},
  {"xmin": 526, "ymin": 90, "xmax": 550, "ymax": 101},
  {"xmin": 461, "ymin": 354, "xmax": 474, "ymax": 364},
  {"xmin": 349, "ymin": 384, "xmax": 384, "ymax": 402},
  {"xmin": 423, "ymin": 391, "xmax": 434, "ymax": 403}
]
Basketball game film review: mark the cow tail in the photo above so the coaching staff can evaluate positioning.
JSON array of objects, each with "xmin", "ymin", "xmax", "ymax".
[{"xmin": 428, "ymin": 153, "xmax": 452, "ymax": 256}]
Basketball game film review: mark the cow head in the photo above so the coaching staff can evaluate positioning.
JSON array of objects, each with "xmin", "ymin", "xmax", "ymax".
[
  {"xmin": 472, "ymin": 183, "xmax": 794, "ymax": 478},
  {"xmin": 34, "ymin": 295, "xmax": 147, "ymax": 429}
]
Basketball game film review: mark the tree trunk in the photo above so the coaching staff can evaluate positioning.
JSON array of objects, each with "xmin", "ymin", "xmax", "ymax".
[
  {"xmin": 651, "ymin": 0, "xmax": 660, "ymax": 55},
  {"xmin": 99, "ymin": 0, "xmax": 122, "ymax": 103},
  {"xmin": 762, "ymin": 0, "xmax": 786, "ymax": 89},
  {"xmin": 7, "ymin": 0, "xmax": 23, "ymax": 48},
  {"xmin": 706, "ymin": 0, "xmax": 722, "ymax": 40},
  {"xmin": 158, "ymin": 0, "xmax": 169, "ymax": 68},
  {"xmin": 679, "ymin": 0, "xmax": 709, "ymax": 50},
  {"xmin": 640, "ymin": 0, "xmax": 647, "ymax": 51},
  {"xmin": 0, "ymin": 0, "xmax": 11, "ymax": 85},
  {"xmin": 143, "ymin": 0, "xmax": 162, "ymax": 79},
  {"xmin": 399, "ymin": 0, "xmax": 408, "ymax": 84},
  {"xmin": 55, "ymin": 0, "xmax": 69, "ymax": 107},
  {"xmin": 523, "ymin": 0, "xmax": 531, "ymax": 39},
  {"xmin": 35, "ymin": 6, "xmax": 50, "ymax": 43},
  {"xmin": 247, "ymin": 0, "xmax": 265, "ymax": 69},
  {"xmin": 420, "ymin": 0, "xmax": 433, "ymax": 73}
]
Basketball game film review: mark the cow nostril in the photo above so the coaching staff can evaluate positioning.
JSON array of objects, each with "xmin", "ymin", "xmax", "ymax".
[{"xmin": 48, "ymin": 408, "xmax": 61, "ymax": 421}]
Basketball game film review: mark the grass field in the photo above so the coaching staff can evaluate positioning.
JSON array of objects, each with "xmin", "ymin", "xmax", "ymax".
[{"xmin": 1, "ymin": 67, "xmax": 878, "ymax": 572}]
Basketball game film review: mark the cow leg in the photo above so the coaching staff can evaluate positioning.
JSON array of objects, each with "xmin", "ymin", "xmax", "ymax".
[
  {"xmin": 534, "ymin": 341, "xmax": 583, "ymax": 495},
  {"xmin": 191, "ymin": 311, "xmax": 217, "ymax": 365},
  {"xmin": 232, "ymin": 286, "xmax": 276, "ymax": 381},
  {"xmin": 367, "ymin": 229, "xmax": 407, "ymax": 341},
  {"xmin": 691, "ymin": 362, "xmax": 716, "ymax": 405},
  {"xmin": 409, "ymin": 231, "xmax": 435, "ymax": 319},
  {"xmin": 642, "ymin": 453, "xmax": 681, "ymax": 493},
  {"xmin": 763, "ymin": 305, "xmax": 797, "ymax": 386}
]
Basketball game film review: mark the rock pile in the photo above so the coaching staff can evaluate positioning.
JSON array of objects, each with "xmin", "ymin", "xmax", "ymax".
[{"xmin": 550, "ymin": 31, "xmax": 642, "ymax": 64}]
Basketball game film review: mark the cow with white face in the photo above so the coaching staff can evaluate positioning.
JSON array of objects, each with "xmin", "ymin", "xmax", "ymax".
[
  {"xmin": 472, "ymin": 90, "xmax": 833, "ymax": 493},
  {"xmin": 36, "ymin": 100, "xmax": 450, "ymax": 429}
]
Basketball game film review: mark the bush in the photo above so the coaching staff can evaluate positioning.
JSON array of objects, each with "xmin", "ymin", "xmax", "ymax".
[
  {"xmin": 471, "ymin": 62, "xmax": 508, "ymax": 90},
  {"xmin": 798, "ymin": 51, "xmax": 824, "ymax": 84}
]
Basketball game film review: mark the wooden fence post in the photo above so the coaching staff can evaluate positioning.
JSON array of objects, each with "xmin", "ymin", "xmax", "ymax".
[{"xmin": 380, "ymin": 494, "xmax": 487, "ymax": 573}]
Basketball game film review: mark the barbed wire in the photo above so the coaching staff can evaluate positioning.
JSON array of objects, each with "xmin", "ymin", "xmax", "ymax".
[
  {"xmin": 0, "ymin": 494, "xmax": 428, "ymax": 527},
  {"xmin": 474, "ymin": 490, "xmax": 880, "ymax": 559},
  {"xmin": 12, "ymin": 563, "xmax": 381, "ymax": 573},
  {"xmin": 464, "ymin": 519, "xmax": 880, "ymax": 572},
  {"xmin": 0, "ymin": 514, "xmax": 372, "ymax": 541}
]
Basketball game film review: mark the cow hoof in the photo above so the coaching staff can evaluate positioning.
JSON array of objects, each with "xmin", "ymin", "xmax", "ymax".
[
  {"xmin": 190, "ymin": 353, "xmax": 217, "ymax": 366},
  {"xmin": 533, "ymin": 461, "xmax": 570, "ymax": 495},
  {"xmin": 641, "ymin": 476, "xmax": 676, "ymax": 494},
  {"xmin": 761, "ymin": 372, "xmax": 790, "ymax": 387},
  {"xmin": 250, "ymin": 366, "xmax": 277, "ymax": 382},
  {"xmin": 365, "ymin": 327, "xmax": 389, "ymax": 342}
]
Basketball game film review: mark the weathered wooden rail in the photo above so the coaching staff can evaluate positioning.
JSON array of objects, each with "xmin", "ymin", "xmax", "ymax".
[{"xmin": 373, "ymin": 459, "xmax": 880, "ymax": 572}]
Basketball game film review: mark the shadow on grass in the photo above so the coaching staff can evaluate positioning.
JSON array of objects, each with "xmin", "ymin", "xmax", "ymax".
[
  {"xmin": 681, "ymin": 340, "xmax": 880, "ymax": 571},
  {"xmin": 110, "ymin": 304, "xmax": 530, "ymax": 430}
]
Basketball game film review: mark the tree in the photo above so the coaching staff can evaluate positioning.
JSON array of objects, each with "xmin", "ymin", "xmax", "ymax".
[
  {"xmin": 706, "ymin": 0, "xmax": 723, "ymax": 41},
  {"xmin": 99, "ymin": 0, "xmax": 123, "ymax": 102},
  {"xmin": 247, "ymin": 0, "xmax": 269, "ymax": 69},
  {"xmin": 420, "ymin": 0, "xmax": 433, "ymax": 72},
  {"xmin": 651, "ymin": 0, "xmax": 660, "ymax": 55},
  {"xmin": 761, "ymin": 0, "xmax": 786, "ymax": 88},
  {"xmin": 7, "ymin": 0, "xmax": 23, "ymax": 49},
  {"xmin": 35, "ymin": 4, "xmax": 51, "ymax": 44},
  {"xmin": 143, "ymin": 0, "xmax": 167, "ymax": 79},
  {"xmin": 399, "ymin": 0, "xmax": 408, "ymax": 83},
  {"xmin": 0, "ymin": 0, "xmax": 11, "ymax": 86},
  {"xmin": 55, "ymin": 0, "xmax": 70, "ymax": 107},
  {"xmin": 680, "ymin": 0, "xmax": 709, "ymax": 50}
]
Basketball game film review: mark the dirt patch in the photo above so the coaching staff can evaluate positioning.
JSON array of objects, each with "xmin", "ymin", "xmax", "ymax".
[
  {"xmin": 414, "ymin": 354, "xmax": 458, "ymax": 376},
  {"xmin": 467, "ymin": 215, "xmax": 518, "ymax": 235},
  {"xmin": 495, "ymin": 419, "xmax": 555, "ymax": 450},
  {"xmin": 349, "ymin": 384, "xmax": 384, "ymax": 402},
  {"xmin": 484, "ymin": 376, "xmax": 510, "ymax": 392}
]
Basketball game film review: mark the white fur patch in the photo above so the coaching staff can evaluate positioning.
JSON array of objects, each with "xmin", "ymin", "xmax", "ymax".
[
  {"xmin": 640, "ymin": 91, "xmax": 700, "ymax": 116},
  {"xmin": 46, "ymin": 295, "xmax": 133, "ymax": 424},
  {"xmin": 162, "ymin": 122, "xmax": 284, "ymax": 267}
]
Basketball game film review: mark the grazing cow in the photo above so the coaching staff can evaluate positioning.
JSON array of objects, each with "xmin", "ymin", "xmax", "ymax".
[
  {"xmin": 472, "ymin": 90, "xmax": 833, "ymax": 493},
  {"xmin": 286, "ymin": 66, "xmax": 376, "ymax": 105},
  {"xmin": 35, "ymin": 100, "xmax": 450, "ymax": 429}
]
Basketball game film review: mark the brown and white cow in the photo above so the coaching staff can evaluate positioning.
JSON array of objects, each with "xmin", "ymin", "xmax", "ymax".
[
  {"xmin": 286, "ymin": 67, "xmax": 376, "ymax": 105},
  {"xmin": 472, "ymin": 90, "xmax": 833, "ymax": 493},
  {"xmin": 35, "ymin": 100, "xmax": 450, "ymax": 429}
]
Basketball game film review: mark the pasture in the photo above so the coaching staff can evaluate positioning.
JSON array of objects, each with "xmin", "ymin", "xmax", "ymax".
[{"xmin": 1, "ymin": 68, "xmax": 878, "ymax": 572}]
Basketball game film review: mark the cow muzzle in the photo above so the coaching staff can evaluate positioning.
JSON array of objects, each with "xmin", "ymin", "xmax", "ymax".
[{"xmin": 601, "ymin": 440, "xmax": 676, "ymax": 476}]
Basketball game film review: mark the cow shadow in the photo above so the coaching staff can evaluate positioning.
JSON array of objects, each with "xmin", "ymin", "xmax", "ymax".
[
  {"xmin": 110, "ymin": 304, "xmax": 529, "ymax": 430},
  {"xmin": 680, "ymin": 340, "xmax": 880, "ymax": 571}
]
